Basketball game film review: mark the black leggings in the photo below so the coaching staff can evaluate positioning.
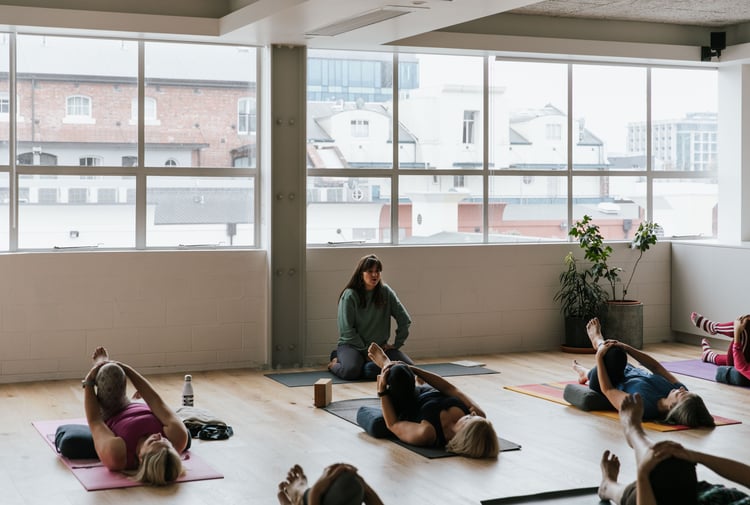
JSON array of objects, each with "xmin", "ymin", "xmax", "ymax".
[
  {"xmin": 586, "ymin": 346, "xmax": 628, "ymax": 394},
  {"xmin": 385, "ymin": 363, "xmax": 419, "ymax": 418}
]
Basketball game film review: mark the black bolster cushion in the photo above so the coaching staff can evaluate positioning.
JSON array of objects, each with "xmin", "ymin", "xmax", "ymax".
[
  {"xmin": 356, "ymin": 406, "xmax": 393, "ymax": 439},
  {"xmin": 54, "ymin": 424, "xmax": 98, "ymax": 459},
  {"xmin": 563, "ymin": 383, "xmax": 616, "ymax": 411}
]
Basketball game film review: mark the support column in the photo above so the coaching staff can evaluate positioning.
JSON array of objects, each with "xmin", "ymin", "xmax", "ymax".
[
  {"xmin": 270, "ymin": 45, "xmax": 306, "ymax": 367},
  {"xmin": 717, "ymin": 63, "xmax": 750, "ymax": 242}
]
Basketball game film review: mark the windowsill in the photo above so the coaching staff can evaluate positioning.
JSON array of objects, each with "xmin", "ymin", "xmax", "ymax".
[
  {"xmin": 672, "ymin": 238, "xmax": 750, "ymax": 249},
  {"xmin": 0, "ymin": 114, "xmax": 24, "ymax": 122}
]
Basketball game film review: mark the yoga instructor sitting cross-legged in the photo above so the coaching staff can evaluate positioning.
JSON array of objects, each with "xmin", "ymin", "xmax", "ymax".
[
  {"xmin": 328, "ymin": 254, "xmax": 414, "ymax": 381},
  {"xmin": 82, "ymin": 347, "xmax": 189, "ymax": 485}
]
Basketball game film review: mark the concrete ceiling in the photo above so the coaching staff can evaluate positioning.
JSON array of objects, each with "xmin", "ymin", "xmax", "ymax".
[
  {"xmin": 0, "ymin": 0, "xmax": 749, "ymax": 63},
  {"xmin": 507, "ymin": 0, "xmax": 750, "ymax": 28}
]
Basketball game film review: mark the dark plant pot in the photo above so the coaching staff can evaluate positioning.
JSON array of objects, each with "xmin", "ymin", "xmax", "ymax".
[
  {"xmin": 603, "ymin": 300, "xmax": 643, "ymax": 349},
  {"xmin": 561, "ymin": 316, "xmax": 595, "ymax": 353}
]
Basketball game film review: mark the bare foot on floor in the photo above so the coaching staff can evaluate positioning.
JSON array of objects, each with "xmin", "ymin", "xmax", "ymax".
[
  {"xmin": 327, "ymin": 357, "xmax": 338, "ymax": 371},
  {"xmin": 572, "ymin": 359, "xmax": 589, "ymax": 384},
  {"xmin": 586, "ymin": 318, "xmax": 605, "ymax": 349},
  {"xmin": 598, "ymin": 450, "xmax": 620, "ymax": 501},
  {"xmin": 277, "ymin": 465, "xmax": 308, "ymax": 505}
]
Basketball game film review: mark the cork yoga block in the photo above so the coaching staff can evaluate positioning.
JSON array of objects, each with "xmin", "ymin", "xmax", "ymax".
[{"xmin": 314, "ymin": 378, "xmax": 333, "ymax": 408}]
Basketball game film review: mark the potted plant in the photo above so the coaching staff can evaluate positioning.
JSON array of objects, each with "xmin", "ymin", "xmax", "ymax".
[
  {"xmin": 554, "ymin": 251, "xmax": 607, "ymax": 351},
  {"xmin": 567, "ymin": 215, "xmax": 660, "ymax": 348}
]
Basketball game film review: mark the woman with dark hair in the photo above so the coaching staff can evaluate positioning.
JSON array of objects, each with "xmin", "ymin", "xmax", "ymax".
[
  {"xmin": 328, "ymin": 254, "xmax": 413, "ymax": 380},
  {"xmin": 362, "ymin": 343, "xmax": 499, "ymax": 459},
  {"xmin": 277, "ymin": 463, "xmax": 384, "ymax": 505},
  {"xmin": 82, "ymin": 347, "xmax": 189, "ymax": 485},
  {"xmin": 573, "ymin": 318, "xmax": 714, "ymax": 428},
  {"xmin": 599, "ymin": 393, "xmax": 750, "ymax": 505},
  {"xmin": 692, "ymin": 312, "xmax": 750, "ymax": 386}
]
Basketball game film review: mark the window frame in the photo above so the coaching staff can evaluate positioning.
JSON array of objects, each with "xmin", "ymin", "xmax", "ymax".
[
  {"xmin": 306, "ymin": 50, "xmax": 719, "ymax": 246},
  {"xmin": 0, "ymin": 33, "xmax": 261, "ymax": 252}
]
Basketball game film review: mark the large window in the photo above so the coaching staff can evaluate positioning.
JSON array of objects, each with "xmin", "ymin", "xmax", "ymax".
[
  {"xmin": 0, "ymin": 34, "xmax": 260, "ymax": 250},
  {"xmin": 307, "ymin": 50, "xmax": 718, "ymax": 244}
]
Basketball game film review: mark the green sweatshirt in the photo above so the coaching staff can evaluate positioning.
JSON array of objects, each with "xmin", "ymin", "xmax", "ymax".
[{"xmin": 337, "ymin": 284, "xmax": 411, "ymax": 351}]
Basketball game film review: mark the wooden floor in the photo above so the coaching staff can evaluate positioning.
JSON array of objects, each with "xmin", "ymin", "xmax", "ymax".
[{"xmin": 3, "ymin": 343, "xmax": 749, "ymax": 505}]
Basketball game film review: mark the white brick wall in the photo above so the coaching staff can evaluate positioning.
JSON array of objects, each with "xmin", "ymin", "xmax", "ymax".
[
  {"xmin": 0, "ymin": 242, "xmax": 673, "ymax": 381},
  {"xmin": 0, "ymin": 250, "xmax": 269, "ymax": 383},
  {"xmin": 306, "ymin": 242, "xmax": 672, "ymax": 364}
]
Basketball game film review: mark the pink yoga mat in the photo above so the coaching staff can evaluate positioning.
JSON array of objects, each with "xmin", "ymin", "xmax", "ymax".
[{"xmin": 33, "ymin": 418, "xmax": 224, "ymax": 491}]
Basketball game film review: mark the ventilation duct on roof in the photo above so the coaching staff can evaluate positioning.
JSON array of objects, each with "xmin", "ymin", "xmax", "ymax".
[{"xmin": 305, "ymin": 6, "xmax": 421, "ymax": 37}]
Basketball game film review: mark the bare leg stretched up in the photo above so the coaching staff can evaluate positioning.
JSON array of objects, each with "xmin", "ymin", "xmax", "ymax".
[
  {"xmin": 619, "ymin": 393, "xmax": 651, "ymax": 462},
  {"xmin": 598, "ymin": 450, "xmax": 628, "ymax": 504},
  {"xmin": 587, "ymin": 318, "xmax": 605, "ymax": 349}
]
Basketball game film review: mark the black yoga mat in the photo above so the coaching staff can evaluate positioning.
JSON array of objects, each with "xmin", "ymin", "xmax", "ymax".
[
  {"xmin": 481, "ymin": 487, "xmax": 605, "ymax": 504},
  {"xmin": 265, "ymin": 362, "xmax": 498, "ymax": 387},
  {"xmin": 323, "ymin": 398, "xmax": 520, "ymax": 458}
]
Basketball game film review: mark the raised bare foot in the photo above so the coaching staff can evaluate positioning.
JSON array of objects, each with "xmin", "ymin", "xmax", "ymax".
[
  {"xmin": 586, "ymin": 318, "xmax": 605, "ymax": 349},
  {"xmin": 278, "ymin": 464, "xmax": 308, "ymax": 505},
  {"xmin": 367, "ymin": 342, "xmax": 390, "ymax": 369},
  {"xmin": 619, "ymin": 393, "xmax": 645, "ymax": 433},
  {"xmin": 277, "ymin": 481, "xmax": 292, "ymax": 505},
  {"xmin": 572, "ymin": 359, "xmax": 589, "ymax": 384},
  {"xmin": 597, "ymin": 450, "xmax": 620, "ymax": 500},
  {"xmin": 91, "ymin": 346, "xmax": 109, "ymax": 363}
]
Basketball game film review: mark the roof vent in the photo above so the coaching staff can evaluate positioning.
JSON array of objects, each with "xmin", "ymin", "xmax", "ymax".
[{"xmin": 305, "ymin": 6, "xmax": 417, "ymax": 37}]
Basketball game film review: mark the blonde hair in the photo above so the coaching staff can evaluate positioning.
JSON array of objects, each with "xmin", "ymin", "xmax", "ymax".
[
  {"xmin": 446, "ymin": 418, "xmax": 500, "ymax": 459},
  {"xmin": 134, "ymin": 446, "xmax": 184, "ymax": 486},
  {"xmin": 664, "ymin": 393, "xmax": 715, "ymax": 428}
]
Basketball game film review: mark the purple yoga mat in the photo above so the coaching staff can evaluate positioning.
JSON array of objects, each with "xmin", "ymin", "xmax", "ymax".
[{"xmin": 662, "ymin": 359, "xmax": 717, "ymax": 381}]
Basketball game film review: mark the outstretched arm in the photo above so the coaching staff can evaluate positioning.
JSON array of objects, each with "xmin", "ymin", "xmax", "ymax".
[
  {"xmin": 387, "ymin": 286, "xmax": 411, "ymax": 349},
  {"xmin": 618, "ymin": 342, "xmax": 680, "ymax": 384},
  {"xmin": 114, "ymin": 361, "xmax": 189, "ymax": 452},
  {"xmin": 408, "ymin": 365, "xmax": 485, "ymax": 417},
  {"xmin": 362, "ymin": 478, "xmax": 385, "ymax": 505},
  {"xmin": 664, "ymin": 444, "xmax": 750, "ymax": 488}
]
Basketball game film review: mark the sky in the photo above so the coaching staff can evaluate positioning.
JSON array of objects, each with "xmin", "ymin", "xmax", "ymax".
[{"xmin": 416, "ymin": 54, "xmax": 718, "ymax": 155}]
